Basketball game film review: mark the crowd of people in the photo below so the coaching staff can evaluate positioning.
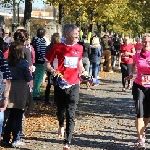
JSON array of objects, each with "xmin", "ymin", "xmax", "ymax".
[{"xmin": 0, "ymin": 24, "xmax": 149, "ymax": 150}]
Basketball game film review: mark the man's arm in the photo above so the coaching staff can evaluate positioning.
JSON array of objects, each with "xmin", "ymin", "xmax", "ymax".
[
  {"xmin": 79, "ymin": 59, "xmax": 88, "ymax": 75},
  {"xmin": 43, "ymin": 61, "xmax": 57, "ymax": 76}
]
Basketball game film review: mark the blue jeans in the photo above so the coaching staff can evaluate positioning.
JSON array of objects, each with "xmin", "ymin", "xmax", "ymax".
[
  {"xmin": 89, "ymin": 62, "xmax": 100, "ymax": 78},
  {"xmin": 32, "ymin": 63, "xmax": 45, "ymax": 97},
  {"xmin": 0, "ymin": 111, "xmax": 4, "ymax": 137}
]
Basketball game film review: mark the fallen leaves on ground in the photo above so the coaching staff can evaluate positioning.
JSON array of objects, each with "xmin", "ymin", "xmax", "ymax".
[{"xmin": 24, "ymin": 102, "xmax": 57, "ymax": 137}]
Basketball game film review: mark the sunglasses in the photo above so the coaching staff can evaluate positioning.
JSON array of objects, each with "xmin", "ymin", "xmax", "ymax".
[{"xmin": 5, "ymin": 33, "xmax": 9, "ymax": 34}]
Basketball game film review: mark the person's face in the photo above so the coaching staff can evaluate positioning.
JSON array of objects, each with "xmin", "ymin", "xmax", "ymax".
[
  {"xmin": 142, "ymin": 36, "xmax": 150, "ymax": 51},
  {"xmin": 5, "ymin": 30, "xmax": 9, "ymax": 37},
  {"xmin": 124, "ymin": 37, "xmax": 130, "ymax": 44},
  {"xmin": 67, "ymin": 28, "xmax": 79, "ymax": 43}
]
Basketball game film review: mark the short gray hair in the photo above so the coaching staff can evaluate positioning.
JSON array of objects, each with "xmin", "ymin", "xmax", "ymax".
[
  {"xmin": 142, "ymin": 33, "xmax": 150, "ymax": 41},
  {"xmin": 63, "ymin": 24, "xmax": 78, "ymax": 37}
]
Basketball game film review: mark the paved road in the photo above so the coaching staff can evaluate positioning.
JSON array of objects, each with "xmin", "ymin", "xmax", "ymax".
[{"xmin": 5, "ymin": 72, "xmax": 150, "ymax": 150}]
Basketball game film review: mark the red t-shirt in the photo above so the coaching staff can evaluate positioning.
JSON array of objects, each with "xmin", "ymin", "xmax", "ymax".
[
  {"xmin": 121, "ymin": 43, "xmax": 134, "ymax": 64},
  {"xmin": 134, "ymin": 43, "xmax": 142, "ymax": 52},
  {"xmin": 45, "ymin": 43, "xmax": 83, "ymax": 85}
]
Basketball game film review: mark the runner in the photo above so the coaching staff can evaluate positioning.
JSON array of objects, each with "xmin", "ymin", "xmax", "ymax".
[
  {"xmin": 134, "ymin": 37, "xmax": 142, "ymax": 53},
  {"xmin": 125, "ymin": 33, "xmax": 150, "ymax": 149},
  {"xmin": 44, "ymin": 24, "xmax": 87, "ymax": 150},
  {"xmin": 120, "ymin": 36, "xmax": 135, "ymax": 92}
]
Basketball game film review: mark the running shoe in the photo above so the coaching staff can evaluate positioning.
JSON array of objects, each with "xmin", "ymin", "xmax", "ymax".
[
  {"xmin": 122, "ymin": 88, "xmax": 126, "ymax": 92},
  {"xmin": 137, "ymin": 139, "xmax": 145, "ymax": 150},
  {"xmin": 12, "ymin": 140, "xmax": 26, "ymax": 147},
  {"xmin": 89, "ymin": 78, "xmax": 100, "ymax": 85}
]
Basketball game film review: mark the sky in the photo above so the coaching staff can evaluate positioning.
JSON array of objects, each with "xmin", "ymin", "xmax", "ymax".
[
  {"xmin": 32, "ymin": 1, "xmax": 45, "ymax": 9},
  {"xmin": 0, "ymin": 1, "xmax": 46, "ymax": 12},
  {"xmin": 18, "ymin": 0, "xmax": 46, "ymax": 10}
]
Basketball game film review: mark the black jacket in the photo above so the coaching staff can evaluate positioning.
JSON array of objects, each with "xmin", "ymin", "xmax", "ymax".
[{"xmin": 78, "ymin": 41, "xmax": 91, "ymax": 58}]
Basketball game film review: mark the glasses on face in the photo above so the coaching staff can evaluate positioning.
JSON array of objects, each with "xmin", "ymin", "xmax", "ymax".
[{"xmin": 5, "ymin": 33, "xmax": 8, "ymax": 34}]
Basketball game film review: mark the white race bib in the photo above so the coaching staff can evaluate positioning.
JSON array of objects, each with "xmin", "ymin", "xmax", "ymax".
[
  {"xmin": 142, "ymin": 74, "xmax": 150, "ymax": 85},
  {"xmin": 64, "ymin": 56, "xmax": 78, "ymax": 68}
]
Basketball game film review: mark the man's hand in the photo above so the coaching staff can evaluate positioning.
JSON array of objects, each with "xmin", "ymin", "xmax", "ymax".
[
  {"xmin": 51, "ymin": 70, "xmax": 59, "ymax": 77},
  {"xmin": 81, "ymin": 71, "xmax": 88, "ymax": 76}
]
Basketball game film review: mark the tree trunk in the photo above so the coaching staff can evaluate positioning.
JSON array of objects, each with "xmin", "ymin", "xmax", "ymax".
[
  {"xmin": 58, "ymin": 4, "xmax": 64, "ymax": 25},
  {"xmin": 23, "ymin": 0, "xmax": 32, "ymax": 33},
  {"xmin": 12, "ymin": 0, "xmax": 16, "ymax": 24}
]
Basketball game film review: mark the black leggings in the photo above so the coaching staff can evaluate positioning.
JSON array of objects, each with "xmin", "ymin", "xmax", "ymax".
[
  {"xmin": 132, "ymin": 82, "xmax": 150, "ymax": 118},
  {"xmin": 120, "ymin": 63, "xmax": 132, "ymax": 88},
  {"xmin": 55, "ymin": 84, "xmax": 79, "ymax": 145}
]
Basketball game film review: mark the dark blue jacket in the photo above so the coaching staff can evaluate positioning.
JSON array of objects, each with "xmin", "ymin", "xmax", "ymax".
[
  {"xmin": 9, "ymin": 59, "xmax": 32, "ymax": 82},
  {"xmin": 89, "ymin": 46, "xmax": 102, "ymax": 63}
]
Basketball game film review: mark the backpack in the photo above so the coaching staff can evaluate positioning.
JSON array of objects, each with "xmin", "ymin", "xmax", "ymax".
[
  {"xmin": 102, "ymin": 37, "xmax": 111, "ymax": 50},
  {"xmin": 113, "ymin": 37, "xmax": 120, "ymax": 49}
]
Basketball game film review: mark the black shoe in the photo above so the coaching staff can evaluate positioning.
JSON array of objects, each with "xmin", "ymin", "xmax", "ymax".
[
  {"xmin": 43, "ymin": 101, "xmax": 51, "ymax": 106},
  {"xmin": 33, "ymin": 97, "xmax": 43, "ymax": 101},
  {"xmin": 1, "ymin": 141, "xmax": 12, "ymax": 148}
]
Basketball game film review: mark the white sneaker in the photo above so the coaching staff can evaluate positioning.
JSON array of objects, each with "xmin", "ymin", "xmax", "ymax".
[
  {"xmin": 109, "ymin": 70, "xmax": 114, "ymax": 73},
  {"xmin": 97, "ymin": 76, "xmax": 101, "ymax": 79},
  {"xmin": 12, "ymin": 140, "xmax": 26, "ymax": 147}
]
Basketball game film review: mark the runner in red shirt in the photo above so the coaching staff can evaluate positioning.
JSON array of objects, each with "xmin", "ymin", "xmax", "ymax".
[
  {"xmin": 134, "ymin": 37, "xmax": 142, "ymax": 53},
  {"xmin": 44, "ymin": 24, "xmax": 87, "ymax": 150},
  {"xmin": 120, "ymin": 36, "xmax": 135, "ymax": 92}
]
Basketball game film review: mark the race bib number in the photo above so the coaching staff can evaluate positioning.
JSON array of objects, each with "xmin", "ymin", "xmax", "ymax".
[
  {"xmin": 64, "ymin": 56, "xmax": 78, "ymax": 68},
  {"xmin": 142, "ymin": 74, "xmax": 150, "ymax": 85},
  {"xmin": 122, "ymin": 54, "xmax": 129, "ymax": 58}
]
